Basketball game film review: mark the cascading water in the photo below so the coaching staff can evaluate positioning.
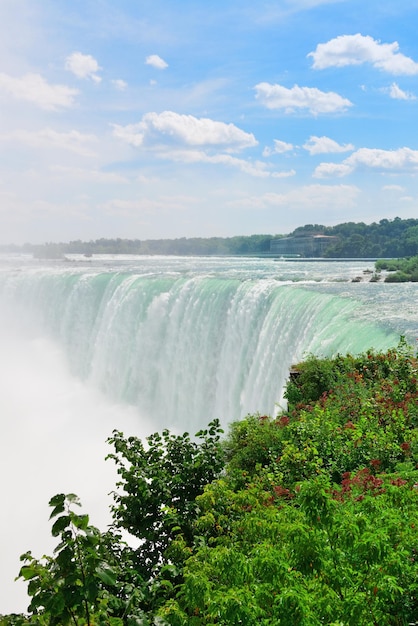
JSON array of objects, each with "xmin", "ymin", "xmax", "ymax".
[
  {"xmin": 0, "ymin": 264, "xmax": 401, "ymax": 429},
  {"xmin": 0, "ymin": 254, "xmax": 416, "ymax": 614}
]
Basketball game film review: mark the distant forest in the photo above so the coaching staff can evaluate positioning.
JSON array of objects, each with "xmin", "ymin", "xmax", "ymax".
[{"xmin": 3, "ymin": 216, "xmax": 418, "ymax": 259}]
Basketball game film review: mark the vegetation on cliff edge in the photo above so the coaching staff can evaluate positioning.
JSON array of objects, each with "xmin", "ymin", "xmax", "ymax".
[
  {"xmin": 2, "ymin": 338, "xmax": 418, "ymax": 625},
  {"xmin": 376, "ymin": 255, "xmax": 418, "ymax": 282}
]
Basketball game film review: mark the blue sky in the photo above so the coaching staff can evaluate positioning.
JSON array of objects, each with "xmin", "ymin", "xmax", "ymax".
[{"xmin": 1, "ymin": 0, "xmax": 418, "ymax": 244}]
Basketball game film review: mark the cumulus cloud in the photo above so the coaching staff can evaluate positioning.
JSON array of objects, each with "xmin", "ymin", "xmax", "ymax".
[
  {"xmin": 313, "ymin": 162, "xmax": 353, "ymax": 178},
  {"xmin": 112, "ymin": 79, "xmax": 128, "ymax": 91},
  {"xmin": 254, "ymin": 82, "xmax": 352, "ymax": 114},
  {"xmin": 0, "ymin": 128, "xmax": 98, "ymax": 156},
  {"xmin": 112, "ymin": 112, "xmax": 300, "ymax": 177},
  {"xmin": 308, "ymin": 34, "xmax": 418, "ymax": 75},
  {"xmin": 263, "ymin": 139, "xmax": 294, "ymax": 156},
  {"xmin": 65, "ymin": 52, "xmax": 102, "ymax": 82},
  {"xmin": 387, "ymin": 82, "xmax": 416, "ymax": 100},
  {"xmin": 349, "ymin": 147, "xmax": 418, "ymax": 170},
  {"xmin": 145, "ymin": 54, "xmax": 168, "ymax": 70},
  {"xmin": 303, "ymin": 135, "xmax": 354, "ymax": 155},
  {"xmin": 112, "ymin": 111, "xmax": 258, "ymax": 152},
  {"xmin": 314, "ymin": 147, "xmax": 418, "ymax": 178},
  {"xmin": 0, "ymin": 72, "xmax": 78, "ymax": 110}
]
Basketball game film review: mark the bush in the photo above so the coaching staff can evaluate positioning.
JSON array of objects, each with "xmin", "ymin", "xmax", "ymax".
[{"xmin": 8, "ymin": 341, "xmax": 418, "ymax": 625}]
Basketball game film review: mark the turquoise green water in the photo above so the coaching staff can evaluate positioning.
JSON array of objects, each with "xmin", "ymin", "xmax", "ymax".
[{"xmin": 0, "ymin": 255, "xmax": 411, "ymax": 427}]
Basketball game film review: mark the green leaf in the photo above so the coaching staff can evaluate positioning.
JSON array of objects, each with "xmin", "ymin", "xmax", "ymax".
[
  {"xmin": 51, "ymin": 515, "xmax": 71, "ymax": 536},
  {"xmin": 49, "ymin": 493, "xmax": 66, "ymax": 507},
  {"xmin": 66, "ymin": 493, "xmax": 81, "ymax": 506},
  {"xmin": 96, "ymin": 565, "xmax": 117, "ymax": 586},
  {"xmin": 18, "ymin": 565, "xmax": 39, "ymax": 581},
  {"xmin": 49, "ymin": 503, "xmax": 66, "ymax": 519},
  {"xmin": 70, "ymin": 512, "xmax": 89, "ymax": 530},
  {"xmin": 45, "ymin": 591, "xmax": 66, "ymax": 616}
]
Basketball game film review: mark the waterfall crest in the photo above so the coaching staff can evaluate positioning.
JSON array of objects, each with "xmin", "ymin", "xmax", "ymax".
[{"xmin": 0, "ymin": 267, "xmax": 398, "ymax": 429}]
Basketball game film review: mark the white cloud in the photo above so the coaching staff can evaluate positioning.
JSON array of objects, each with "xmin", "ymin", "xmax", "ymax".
[
  {"xmin": 112, "ymin": 111, "xmax": 280, "ymax": 176},
  {"xmin": 0, "ymin": 129, "xmax": 98, "ymax": 156},
  {"xmin": 112, "ymin": 111, "xmax": 298, "ymax": 178},
  {"xmin": 112, "ymin": 79, "xmax": 128, "ymax": 91},
  {"xmin": 137, "ymin": 174, "xmax": 160, "ymax": 184},
  {"xmin": 314, "ymin": 147, "xmax": 418, "ymax": 178},
  {"xmin": 112, "ymin": 111, "xmax": 258, "ymax": 152},
  {"xmin": 313, "ymin": 162, "xmax": 353, "ymax": 178},
  {"xmin": 308, "ymin": 34, "xmax": 418, "ymax": 75},
  {"xmin": 158, "ymin": 149, "xmax": 272, "ymax": 177},
  {"xmin": 0, "ymin": 72, "xmax": 78, "ymax": 110},
  {"xmin": 163, "ymin": 149, "xmax": 296, "ymax": 178},
  {"xmin": 50, "ymin": 165, "xmax": 128, "ymax": 184},
  {"xmin": 272, "ymin": 169, "xmax": 296, "ymax": 178},
  {"xmin": 349, "ymin": 147, "xmax": 418, "ymax": 170},
  {"xmin": 388, "ymin": 82, "xmax": 416, "ymax": 100},
  {"xmin": 230, "ymin": 183, "xmax": 360, "ymax": 210},
  {"xmin": 254, "ymin": 82, "xmax": 352, "ymax": 114},
  {"xmin": 145, "ymin": 54, "xmax": 168, "ymax": 70},
  {"xmin": 263, "ymin": 139, "xmax": 294, "ymax": 156},
  {"xmin": 303, "ymin": 135, "xmax": 354, "ymax": 155},
  {"xmin": 382, "ymin": 184, "xmax": 405, "ymax": 192},
  {"xmin": 65, "ymin": 52, "xmax": 102, "ymax": 83}
]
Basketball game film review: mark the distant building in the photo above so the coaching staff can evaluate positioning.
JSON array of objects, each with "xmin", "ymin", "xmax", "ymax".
[{"xmin": 270, "ymin": 234, "xmax": 338, "ymax": 257}]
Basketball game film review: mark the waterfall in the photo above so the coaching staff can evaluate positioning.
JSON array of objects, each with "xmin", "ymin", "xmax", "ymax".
[{"xmin": 0, "ymin": 267, "xmax": 398, "ymax": 430}]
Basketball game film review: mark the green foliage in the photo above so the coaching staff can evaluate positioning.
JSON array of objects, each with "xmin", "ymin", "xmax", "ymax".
[
  {"xmin": 376, "ymin": 255, "xmax": 418, "ymax": 282},
  {"xmin": 284, "ymin": 354, "xmax": 346, "ymax": 407},
  {"xmin": 17, "ymin": 494, "xmax": 125, "ymax": 626},
  {"xmin": 159, "ymin": 339, "xmax": 418, "ymax": 623},
  {"xmin": 11, "ymin": 422, "xmax": 224, "ymax": 625},
  {"xmin": 223, "ymin": 414, "xmax": 284, "ymax": 478},
  {"xmin": 107, "ymin": 420, "xmax": 224, "ymax": 580},
  {"xmin": 0, "ymin": 615, "xmax": 36, "ymax": 626},
  {"xmin": 225, "ymin": 339, "xmax": 418, "ymax": 486},
  {"xmin": 9, "ymin": 235, "xmax": 275, "ymax": 258},
  {"xmin": 162, "ymin": 473, "xmax": 418, "ymax": 625},
  {"xmin": 5, "ymin": 342, "xmax": 418, "ymax": 625},
  {"xmin": 323, "ymin": 217, "xmax": 418, "ymax": 258}
]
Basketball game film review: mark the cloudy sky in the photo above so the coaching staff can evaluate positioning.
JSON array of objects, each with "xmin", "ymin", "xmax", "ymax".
[{"xmin": 1, "ymin": 0, "xmax": 418, "ymax": 244}]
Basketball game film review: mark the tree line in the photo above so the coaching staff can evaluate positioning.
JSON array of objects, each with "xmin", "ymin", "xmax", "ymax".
[{"xmin": 3, "ymin": 216, "xmax": 418, "ymax": 258}]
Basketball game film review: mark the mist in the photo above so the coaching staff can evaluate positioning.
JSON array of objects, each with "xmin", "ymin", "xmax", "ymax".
[{"xmin": 0, "ymin": 304, "xmax": 150, "ymax": 615}]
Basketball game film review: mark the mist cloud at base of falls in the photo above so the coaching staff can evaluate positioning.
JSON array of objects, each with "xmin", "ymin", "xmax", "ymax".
[{"xmin": 0, "ymin": 307, "xmax": 152, "ymax": 614}]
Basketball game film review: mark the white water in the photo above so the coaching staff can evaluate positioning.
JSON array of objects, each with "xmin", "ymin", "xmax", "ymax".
[{"xmin": 0, "ymin": 254, "xmax": 416, "ymax": 614}]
